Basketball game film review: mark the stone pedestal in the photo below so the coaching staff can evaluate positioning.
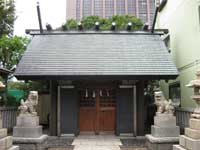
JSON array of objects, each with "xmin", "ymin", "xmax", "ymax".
[
  {"xmin": 146, "ymin": 114, "xmax": 180, "ymax": 150},
  {"xmin": 173, "ymin": 118, "xmax": 200, "ymax": 150},
  {"xmin": 0, "ymin": 114, "xmax": 19, "ymax": 150},
  {"xmin": 13, "ymin": 115, "xmax": 48, "ymax": 150}
]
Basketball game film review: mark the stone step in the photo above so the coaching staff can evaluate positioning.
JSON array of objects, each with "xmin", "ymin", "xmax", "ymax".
[
  {"xmin": 0, "ymin": 128, "xmax": 7, "ymax": 139},
  {"xmin": 0, "ymin": 136, "xmax": 13, "ymax": 150},
  {"xmin": 120, "ymin": 137, "xmax": 146, "ymax": 147},
  {"xmin": 179, "ymin": 135, "xmax": 200, "ymax": 150},
  {"xmin": 151, "ymin": 125, "xmax": 180, "ymax": 137},
  {"xmin": 8, "ymin": 145, "xmax": 20, "ymax": 150},
  {"xmin": 120, "ymin": 146, "xmax": 147, "ymax": 150},
  {"xmin": 48, "ymin": 145, "xmax": 74, "ymax": 150},
  {"xmin": 173, "ymin": 145, "xmax": 186, "ymax": 150},
  {"xmin": 47, "ymin": 136, "xmax": 74, "ymax": 147}
]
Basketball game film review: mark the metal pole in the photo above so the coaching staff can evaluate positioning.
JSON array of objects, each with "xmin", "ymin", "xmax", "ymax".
[{"xmin": 36, "ymin": 2, "xmax": 43, "ymax": 34}]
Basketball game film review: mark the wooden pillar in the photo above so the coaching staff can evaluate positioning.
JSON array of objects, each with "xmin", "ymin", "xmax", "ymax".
[
  {"xmin": 95, "ymin": 90, "xmax": 100, "ymax": 134},
  {"xmin": 50, "ymin": 80, "xmax": 58, "ymax": 136},
  {"xmin": 136, "ymin": 81, "xmax": 145, "ymax": 136}
]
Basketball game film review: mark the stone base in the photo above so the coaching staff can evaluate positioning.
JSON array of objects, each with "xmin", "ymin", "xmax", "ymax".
[
  {"xmin": 13, "ymin": 134, "xmax": 48, "ymax": 150},
  {"xmin": 146, "ymin": 134, "xmax": 179, "ymax": 150},
  {"xmin": 0, "ymin": 128, "xmax": 7, "ymax": 139},
  {"xmin": 154, "ymin": 115, "xmax": 176, "ymax": 127},
  {"xmin": 151, "ymin": 125, "xmax": 180, "ymax": 137},
  {"xmin": 178, "ymin": 135, "xmax": 200, "ymax": 150},
  {"xmin": 16, "ymin": 116, "xmax": 39, "ymax": 127},
  {"xmin": 13, "ymin": 126, "xmax": 42, "ymax": 138},
  {"xmin": 0, "ymin": 136, "xmax": 13, "ymax": 150}
]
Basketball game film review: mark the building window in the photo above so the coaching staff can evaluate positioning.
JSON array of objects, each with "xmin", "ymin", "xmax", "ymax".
[
  {"xmin": 105, "ymin": 0, "xmax": 114, "ymax": 18},
  {"xmin": 127, "ymin": 0, "xmax": 137, "ymax": 16},
  {"xmin": 83, "ymin": 0, "xmax": 92, "ymax": 17},
  {"xmin": 76, "ymin": 0, "xmax": 81, "ymax": 20},
  {"xmin": 116, "ymin": 0, "xmax": 125, "ymax": 15},
  {"xmin": 94, "ymin": 0, "xmax": 103, "ymax": 17},
  {"xmin": 138, "ymin": 0, "xmax": 147, "ymax": 23},
  {"xmin": 169, "ymin": 82, "xmax": 181, "ymax": 106}
]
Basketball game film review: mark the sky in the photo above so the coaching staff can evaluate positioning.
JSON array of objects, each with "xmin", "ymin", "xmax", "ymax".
[{"xmin": 14, "ymin": 0, "xmax": 66, "ymax": 36}]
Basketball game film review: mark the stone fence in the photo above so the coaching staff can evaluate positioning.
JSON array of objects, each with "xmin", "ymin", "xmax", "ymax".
[
  {"xmin": 0, "ymin": 106, "xmax": 195, "ymax": 135},
  {"xmin": 0, "ymin": 106, "xmax": 17, "ymax": 132},
  {"xmin": 175, "ymin": 107, "xmax": 194, "ymax": 131}
]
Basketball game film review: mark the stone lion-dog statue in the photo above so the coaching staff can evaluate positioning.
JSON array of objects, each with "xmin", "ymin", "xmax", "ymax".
[
  {"xmin": 18, "ymin": 91, "xmax": 38, "ymax": 116},
  {"xmin": 154, "ymin": 90, "xmax": 174, "ymax": 114}
]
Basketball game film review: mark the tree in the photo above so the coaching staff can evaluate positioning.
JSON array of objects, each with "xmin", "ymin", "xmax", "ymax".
[
  {"xmin": 0, "ymin": 0, "xmax": 15, "ymax": 37},
  {"xmin": 0, "ymin": 35, "xmax": 29, "ymax": 70}
]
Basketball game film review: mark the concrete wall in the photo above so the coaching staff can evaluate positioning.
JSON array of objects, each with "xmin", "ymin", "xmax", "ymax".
[{"xmin": 156, "ymin": 0, "xmax": 200, "ymax": 107}]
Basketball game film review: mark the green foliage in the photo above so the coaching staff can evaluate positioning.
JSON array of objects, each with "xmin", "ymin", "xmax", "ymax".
[
  {"xmin": 0, "ymin": 0, "xmax": 15, "ymax": 37},
  {"xmin": 7, "ymin": 94, "xmax": 20, "ymax": 106},
  {"xmin": 109, "ymin": 15, "xmax": 143, "ymax": 30},
  {"xmin": 62, "ymin": 15, "xmax": 143, "ymax": 31},
  {"xmin": 0, "ymin": 35, "xmax": 29, "ymax": 69},
  {"xmin": 64, "ymin": 19, "xmax": 78, "ymax": 30},
  {"xmin": 8, "ymin": 80, "xmax": 49, "ymax": 98},
  {"xmin": 82, "ymin": 16, "xmax": 102, "ymax": 30},
  {"xmin": 8, "ymin": 81, "xmax": 28, "ymax": 92}
]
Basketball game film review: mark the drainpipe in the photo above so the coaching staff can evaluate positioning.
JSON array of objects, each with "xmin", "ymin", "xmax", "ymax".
[
  {"xmin": 36, "ymin": 2, "xmax": 43, "ymax": 34},
  {"xmin": 151, "ymin": 0, "xmax": 160, "ymax": 33}
]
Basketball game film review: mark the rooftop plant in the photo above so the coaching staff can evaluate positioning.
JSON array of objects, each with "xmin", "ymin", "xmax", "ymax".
[{"xmin": 62, "ymin": 15, "xmax": 144, "ymax": 31}]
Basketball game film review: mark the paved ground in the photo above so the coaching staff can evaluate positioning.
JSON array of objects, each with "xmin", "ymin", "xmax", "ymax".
[
  {"xmin": 47, "ymin": 135, "xmax": 147, "ymax": 150},
  {"xmin": 120, "ymin": 146, "xmax": 147, "ymax": 150},
  {"xmin": 48, "ymin": 146, "xmax": 74, "ymax": 150},
  {"xmin": 72, "ymin": 135, "xmax": 122, "ymax": 150}
]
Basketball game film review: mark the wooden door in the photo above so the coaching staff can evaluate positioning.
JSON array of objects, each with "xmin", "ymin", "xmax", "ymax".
[
  {"xmin": 79, "ymin": 90, "xmax": 96, "ymax": 131},
  {"xmin": 79, "ymin": 88, "xmax": 116, "ymax": 133},
  {"xmin": 99, "ymin": 89, "xmax": 116, "ymax": 132}
]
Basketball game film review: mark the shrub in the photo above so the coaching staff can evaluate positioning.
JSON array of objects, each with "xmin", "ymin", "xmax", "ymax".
[{"xmin": 62, "ymin": 15, "xmax": 143, "ymax": 31}]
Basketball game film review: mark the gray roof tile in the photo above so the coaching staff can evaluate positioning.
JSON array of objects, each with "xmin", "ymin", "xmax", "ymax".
[{"xmin": 15, "ymin": 33, "xmax": 178, "ymax": 77}]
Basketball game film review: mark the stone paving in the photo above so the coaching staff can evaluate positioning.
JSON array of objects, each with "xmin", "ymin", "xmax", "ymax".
[{"xmin": 72, "ymin": 135, "xmax": 122, "ymax": 150}]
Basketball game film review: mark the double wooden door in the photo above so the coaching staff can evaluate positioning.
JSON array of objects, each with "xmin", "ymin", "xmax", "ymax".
[{"xmin": 79, "ymin": 88, "xmax": 116, "ymax": 133}]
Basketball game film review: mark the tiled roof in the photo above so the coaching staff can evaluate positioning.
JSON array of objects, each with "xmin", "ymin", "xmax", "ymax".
[{"xmin": 15, "ymin": 32, "xmax": 178, "ymax": 79}]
